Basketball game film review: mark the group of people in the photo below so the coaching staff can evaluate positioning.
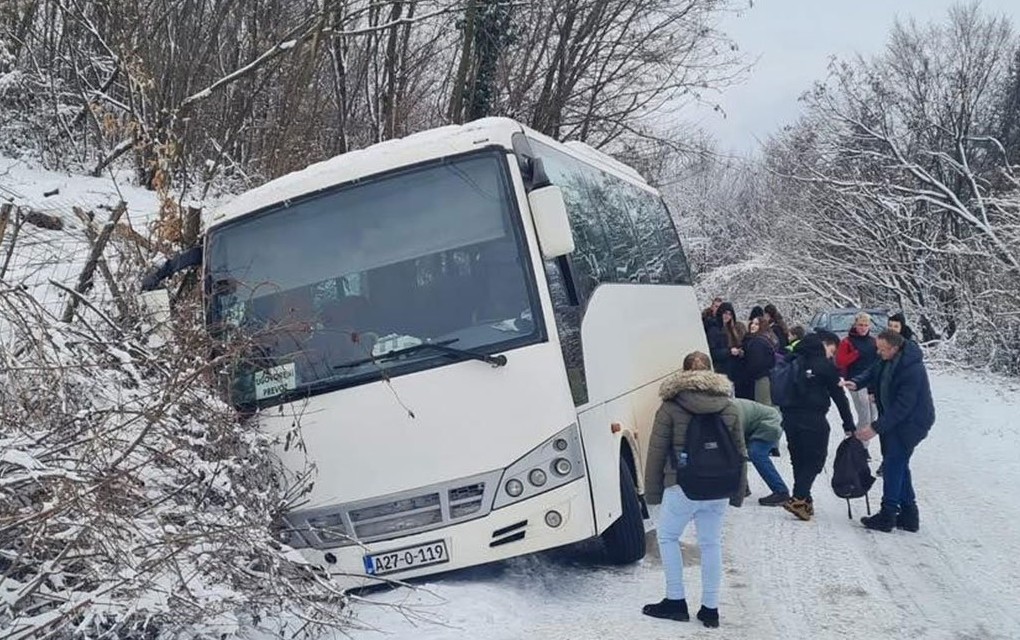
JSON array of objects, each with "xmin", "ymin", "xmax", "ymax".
[{"xmin": 640, "ymin": 298, "xmax": 936, "ymax": 628}]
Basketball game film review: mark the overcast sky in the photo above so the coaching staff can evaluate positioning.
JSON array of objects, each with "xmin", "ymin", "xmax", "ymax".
[{"xmin": 696, "ymin": 0, "xmax": 1019, "ymax": 155}]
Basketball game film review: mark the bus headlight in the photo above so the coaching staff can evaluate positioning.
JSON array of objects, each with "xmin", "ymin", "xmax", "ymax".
[
  {"xmin": 552, "ymin": 458, "xmax": 572, "ymax": 476},
  {"xmin": 505, "ymin": 479, "xmax": 525, "ymax": 497},
  {"xmin": 494, "ymin": 424, "xmax": 585, "ymax": 509}
]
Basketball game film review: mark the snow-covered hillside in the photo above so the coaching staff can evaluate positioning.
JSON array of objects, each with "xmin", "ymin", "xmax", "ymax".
[{"xmin": 344, "ymin": 371, "xmax": 1020, "ymax": 640}]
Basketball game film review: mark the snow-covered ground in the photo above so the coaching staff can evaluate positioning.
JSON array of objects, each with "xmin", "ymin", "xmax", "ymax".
[
  {"xmin": 344, "ymin": 371, "xmax": 1020, "ymax": 640},
  {"xmin": 0, "ymin": 157, "xmax": 160, "ymax": 314},
  {"xmin": 6, "ymin": 158, "xmax": 1018, "ymax": 639}
]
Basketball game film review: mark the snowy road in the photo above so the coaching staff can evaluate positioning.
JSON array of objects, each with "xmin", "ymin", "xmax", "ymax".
[{"xmin": 343, "ymin": 372, "xmax": 1020, "ymax": 639}]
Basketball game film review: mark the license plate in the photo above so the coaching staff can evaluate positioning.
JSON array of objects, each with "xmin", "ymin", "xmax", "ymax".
[{"xmin": 363, "ymin": 540, "xmax": 449, "ymax": 576}]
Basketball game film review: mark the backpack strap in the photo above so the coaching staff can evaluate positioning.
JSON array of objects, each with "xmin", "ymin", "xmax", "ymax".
[{"xmin": 846, "ymin": 498, "xmax": 852, "ymax": 520}]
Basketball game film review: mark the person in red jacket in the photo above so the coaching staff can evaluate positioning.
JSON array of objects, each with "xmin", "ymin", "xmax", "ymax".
[{"xmin": 835, "ymin": 312, "xmax": 879, "ymax": 452}]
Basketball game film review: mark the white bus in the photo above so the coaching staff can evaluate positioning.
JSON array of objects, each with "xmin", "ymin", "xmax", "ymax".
[{"xmin": 191, "ymin": 118, "xmax": 707, "ymax": 585}]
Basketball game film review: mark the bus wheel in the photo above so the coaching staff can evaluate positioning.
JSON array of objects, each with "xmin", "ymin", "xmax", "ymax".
[{"xmin": 601, "ymin": 458, "xmax": 647, "ymax": 564}]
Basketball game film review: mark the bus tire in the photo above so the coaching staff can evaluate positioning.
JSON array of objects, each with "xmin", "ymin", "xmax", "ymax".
[{"xmin": 601, "ymin": 458, "xmax": 646, "ymax": 564}]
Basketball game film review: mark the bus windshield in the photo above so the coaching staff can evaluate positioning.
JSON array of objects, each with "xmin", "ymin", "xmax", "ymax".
[{"xmin": 206, "ymin": 151, "xmax": 541, "ymax": 406}]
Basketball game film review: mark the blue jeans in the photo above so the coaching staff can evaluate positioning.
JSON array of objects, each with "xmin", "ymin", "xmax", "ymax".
[
  {"xmin": 880, "ymin": 434, "xmax": 916, "ymax": 510},
  {"xmin": 748, "ymin": 438, "xmax": 789, "ymax": 495},
  {"xmin": 657, "ymin": 485, "xmax": 727, "ymax": 607}
]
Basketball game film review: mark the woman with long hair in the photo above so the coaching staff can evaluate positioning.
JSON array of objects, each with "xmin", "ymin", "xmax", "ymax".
[
  {"xmin": 738, "ymin": 316, "xmax": 777, "ymax": 404},
  {"xmin": 763, "ymin": 303, "xmax": 790, "ymax": 352},
  {"xmin": 708, "ymin": 302, "xmax": 746, "ymax": 381}
]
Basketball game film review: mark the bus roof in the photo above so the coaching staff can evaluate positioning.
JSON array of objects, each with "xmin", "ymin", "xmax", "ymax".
[{"xmin": 210, "ymin": 117, "xmax": 656, "ymax": 228}]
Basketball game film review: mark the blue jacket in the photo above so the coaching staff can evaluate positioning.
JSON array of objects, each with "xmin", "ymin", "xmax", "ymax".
[{"xmin": 852, "ymin": 340, "xmax": 935, "ymax": 447}]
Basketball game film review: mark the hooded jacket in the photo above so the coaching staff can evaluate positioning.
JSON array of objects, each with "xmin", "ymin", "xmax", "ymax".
[
  {"xmin": 785, "ymin": 334, "xmax": 856, "ymax": 432},
  {"xmin": 851, "ymin": 340, "xmax": 935, "ymax": 447},
  {"xmin": 643, "ymin": 370, "xmax": 748, "ymax": 506}
]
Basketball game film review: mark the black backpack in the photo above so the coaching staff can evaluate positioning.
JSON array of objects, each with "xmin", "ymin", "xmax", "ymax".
[
  {"xmin": 675, "ymin": 412, "xmax": 742, "ymax": 500},
  {"xmin": 769, "ymin": 356, "xmax": 803, "ymax": 407},
  {"xmin": 831, "ymin": 437, "xmax": 876, "ymax": 519}
]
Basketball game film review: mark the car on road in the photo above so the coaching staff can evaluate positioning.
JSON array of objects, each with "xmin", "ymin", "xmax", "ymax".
[{"xmin": 808, "ymin": 307, "xmax": 891, "ymax": 336}]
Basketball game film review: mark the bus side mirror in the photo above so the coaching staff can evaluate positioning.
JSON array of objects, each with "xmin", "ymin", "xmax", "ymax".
[{"xmin": 528, "ymin": 185, "xmax": 575, "ymax": 259}]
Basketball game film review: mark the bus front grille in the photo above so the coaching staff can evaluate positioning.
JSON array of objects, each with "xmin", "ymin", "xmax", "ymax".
[{"xmin": 283, "ymin": 469, "xmax": 503, "ymax": 548}]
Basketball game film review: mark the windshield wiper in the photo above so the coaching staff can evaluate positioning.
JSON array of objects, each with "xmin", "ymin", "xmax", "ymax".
[{"xmin": 332, "ymin": 338, "xmax": 507, "ymax": 370}]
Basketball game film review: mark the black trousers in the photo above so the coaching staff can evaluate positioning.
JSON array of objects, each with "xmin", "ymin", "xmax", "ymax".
[{"xmin": 782, "ymin": 410, "xmax": 831, "ymax": 500}]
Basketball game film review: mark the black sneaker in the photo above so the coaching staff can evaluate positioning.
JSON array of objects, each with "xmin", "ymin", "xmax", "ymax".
[
  {"xmin": 642, "ymin": 598, "xmax": 689, "ymax": 621},
  {"xmin": 758, "ymin": 492, "xmax": 790, "ymax": 507},
  {"xmin": 697, "ymin": 606, "xmax": 720, "ymax": 628}
]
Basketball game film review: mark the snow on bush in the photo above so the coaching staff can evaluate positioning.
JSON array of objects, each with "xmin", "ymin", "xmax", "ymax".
[{"xmin": 0, "ymin": 233, "xmax": 349, "ymax": 638}]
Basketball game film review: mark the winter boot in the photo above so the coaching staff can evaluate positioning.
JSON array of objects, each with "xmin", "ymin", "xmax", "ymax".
[
  {"xmin": 642, "ymin": 598, "xmax": 689, "ymax": 621},
  {"xmin": 783, "ymin": 497, "xmax": 812, "ymax": 521},
  {"xmin": 696, "ymin": 606, "xmax": 720, "ymax": 628},
  {"xmin": 861, "ymin": 506, "xmax": 898, "ymax": 532},
  {"xmin": 758, "ymin": 492, "xmax": 790, "ymax": 507},
  {"xmin": 896, "ymin": 503, "xmax": 920, "ymax": 533}
]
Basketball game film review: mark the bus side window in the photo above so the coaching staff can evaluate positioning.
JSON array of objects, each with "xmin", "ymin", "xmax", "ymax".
[{"xmin": 543, "ymin": 259, "xmax": 588, "ymax": 406}]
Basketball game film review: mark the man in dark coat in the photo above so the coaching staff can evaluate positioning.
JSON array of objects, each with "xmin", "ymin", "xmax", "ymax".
[
  {"xmin": 846, "ymin": 330, "xmax": 935, "ymax": 532},
  {"xmin": 779, "ymin": 331, "xmax": 857, "ymax": 521}
]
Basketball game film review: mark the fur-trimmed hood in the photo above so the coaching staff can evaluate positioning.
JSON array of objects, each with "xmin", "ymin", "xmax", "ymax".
[{"xmin": 659, "ymin": 370, "xmax": 734, "ymax": 415}]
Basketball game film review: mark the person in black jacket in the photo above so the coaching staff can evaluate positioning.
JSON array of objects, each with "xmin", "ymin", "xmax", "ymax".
[
  {"xmin": 887, "ymin": 312, "xmax": 916, "ymax": 342},
  {"xmin": 707, "ymin": 302, "xmax": 745, "ymax": 381},
  {"xmin": 780, "ymin": 331, "xmax": 856, "ymax": 521},
  {"xmin": 845, "ymin": 330, "xmax": 935, "ymax": 532},
  {"xmin": 736, "ymin": 316, "xmax": 775, "ymax": 404}
]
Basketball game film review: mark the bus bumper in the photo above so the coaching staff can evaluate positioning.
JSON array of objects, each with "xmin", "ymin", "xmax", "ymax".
[{"xmin": 303, "ymin": 478, "xmax": 596, "ymax": 590}]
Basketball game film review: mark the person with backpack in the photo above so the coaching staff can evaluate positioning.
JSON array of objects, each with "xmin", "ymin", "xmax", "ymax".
[
  {"xmin": 643, "ymin": 351, "xmax": 747, "ymax": 629},
  {"xmin": 776, "ymin": 331, "xmax": 856, "ymax": 521},
  {"xmin": 835, "ymin": 312, "xmax": 880, "ymax": 450},
  {"xmin": 843, "ymin": 330, "xmax": 935, "ymax": 532}
]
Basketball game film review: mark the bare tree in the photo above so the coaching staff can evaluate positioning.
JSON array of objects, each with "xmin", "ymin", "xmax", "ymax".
[{"xmin": 683, "ymin": 3, "xmax": 1020, "ymax": 373}]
